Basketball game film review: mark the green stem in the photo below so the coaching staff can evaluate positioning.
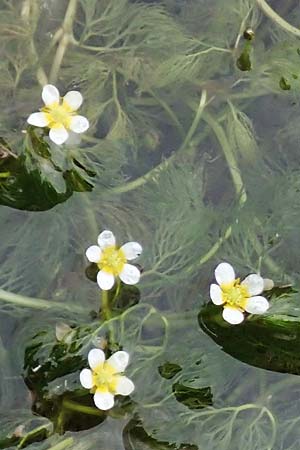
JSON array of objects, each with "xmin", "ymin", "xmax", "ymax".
[
  {"xmin": 0, "ymin": 288, "xmax": 85, "ymax": 312},
  {"xmin": 186, "ymin": 110, "xmax": 282, "ymax": 275},
  {"xmin": 21, "ymin": 0, "xmax": 48, "ymax": 85},
  {"xmin": 203, "ymin": 112, "xmax": 282, "ymax": 274},
  {"xmin": 256, "ymin": 0, "xmax": 300, "ymax": 37},
  {"xmin": 62, "ymin": 398, "xmax": 103, "ymax": 416},
  {"xmin": 202, "ymin": 111, "xmax": 246, "ymax": 203},
  {"xmin": 148, "ymin": 89, "xmax": 185, "ymax": 138},
  {"xmin": 112, "ymin": 71, "xmax": 119, "ymax": 106},
  {"xmin": 177, "ymin": 89, "xmax": 207, "ymax": 154},
  {"xmin": 190, "ymin": 225, "xmax": 233, "ymax": 270},
  {"xmin": 248, "ymin": 228, "xmax": 285, "ymax": 276},
  {"xmin": 111, "ymin": 278, "xmax": 121, "ymax": 305},
  {"xmin": 17, "ymin": 424, "xmax": 50, "ymax": 449},
  {"xmin": 185, "ymin": 111, "xmax": 246, "ymax": 272},
  {"xmin": 233, "ymin": 6, "xmax": 253, "ymax": 50},
  {"xmin": 110, "ymin": 155, "xmax": 175, "ymax": 194},
  {"xmin": 101, "ymin": 289, "xmax": 111, "ymax": 320},
  {"xmin": 111, "ymin": 90, "xmax": 207, "ymax": 194},
  {"xmin": 56, "ymin": 407, "xmax": 66, "ymax": 435},
  {"xmin": 49, "ymin": 0, "xmax": 78, "ymax": 83},
  {"xmin": 100, "ymin": 290, "xmax": 117, "ymax": 344},
  {"xmin": 0, "ymin": 172, "xmax": 10, "ymax": 178},
  {"xmin": 47, "ymin": 438, "xmax": 74, "ymax": 450}
]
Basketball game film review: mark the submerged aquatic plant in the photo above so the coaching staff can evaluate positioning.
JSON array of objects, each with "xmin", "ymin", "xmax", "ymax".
[
  {"xmin": 1, "ymin": 0, "xmax": 300, "ymax": 448},
  {"xmin": 86, "ymin": 230, "xmax": 142, "ymax": 290},
  {"xmin": 27, "ymin": 85, "xmax": 89, "ymax": 145},
  {"xmin": 210, "ymin": 262, "xmax": 269, "ymax": 324},
  {"xmin": 80, "ymin": 348, "xmax": 134, "ymax": 410}
]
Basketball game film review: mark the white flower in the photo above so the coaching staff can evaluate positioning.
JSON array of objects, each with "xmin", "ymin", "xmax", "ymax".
[
  {"xmin": 210, "ymin": 262, "xmax": 269, "ymax": 325},
  {"xmin": 27, "ymin": 84, "xmax": 89, "ymax": 145},
  {"xmin": 85, "ymin": 230, "xmax": 142, "ymax": 290},
  {"xmin": 79, "ymin": 348, "xmax": 134, "ymax": 410}
]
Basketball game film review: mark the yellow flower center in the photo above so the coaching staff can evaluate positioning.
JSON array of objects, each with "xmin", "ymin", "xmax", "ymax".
[
  {"xmin": 98, "ymin": 245, "xmax": 126, "ymax": 275},
  {"xmin": 221, "ymin": 279, "xmax": 250, "ymax": 310},
  {"xmin": 92, "ymin": 362, "xmax": 120, "ymax": 394},
  {"xmin": 42, "ymin": 100, "xmax": 74, "ymax": 129}
]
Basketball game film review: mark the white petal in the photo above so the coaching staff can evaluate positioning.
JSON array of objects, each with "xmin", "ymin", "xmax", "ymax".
[
  {"xmin": 119, "ymin": 264, "xmax": 140, "ymax": 285},
  {"xmin": 263, "ymin": 278, "xmax": 274, "ymax": 291},
  {"xmin": 115, "ymin": 376, "xmax": 135, "ymax": 396},
  {"xmin": 97, "ymin": 270, "xmax": 115, "ymax": 290},
  {"xmin": 88, "ymin": 348, "xmax": 105, "ymax": 369},
  {"xmin": 69, "ymin": 115, "xmax": 89, "ymax": 133},
  {"xmin": 93, "ymin": 392, "xmax": 114, "ymax": 410},
  {"xmin": 42, "ymin": 84, "xmax": 60, "ymax": 106},
  {"xmin": 215, "ymin": 262, "xmax": 235, "ymax": 285},
  {"xmin": 222, "ymin": 307, "xmax": 244, "ymax": 325},
  {"xmin": 244, "ymin": 296, "xmax": 269, "ymax": 314},
  {"xmin": 79, "ymin": 368, "xmax": 93, "ymax": 389},
  {"xmin": 121, "ymin": 242, "xmax": 142, "ymax": 260},
  {"xmin": 107, "ymin": 351, "xmax": 129, "ymax": 372},
  {"xmin": 241, "ymin": 274, "xmax": 264, "ymax": 296},
  {"xmin": 85, "ymin": 245, "xmax": 102, "ymax": 263},
  {"xmin": 63, "ymin": 91, "xmax": 83, "ymax": 111},
  {"xmin": 210, "ymin": 284, "xmax": 224, "ymax": 305},
  {"xmin": 97, "ymin": 230, "xmax": 116, "ymax": 249},
  {"xmin": 49, "ymin": 126, "xmax": 69, "ymax": 145},
  {"xmin": 27, "ymin": 112, "xmax": 49, "ymax": 127}
]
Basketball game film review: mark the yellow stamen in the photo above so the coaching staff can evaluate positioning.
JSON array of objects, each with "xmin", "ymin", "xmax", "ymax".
[
  {"xmin": 42, "ymin": 100, "xmax": 74, "ymax": 129},
  {"xmin": 98, "ymin": 245, "xmax": 126, "ymax": 275},
  {"xmin": 92, "ymin": 362, "xmax": 120, "ymax": 394},
  {"xmin": 221, "ymin": 278, "xmax": 250, "ymax": 310}
]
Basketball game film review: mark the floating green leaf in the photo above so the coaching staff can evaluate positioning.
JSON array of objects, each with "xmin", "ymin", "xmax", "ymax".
[
  {"xmin": 198, "ymin": 290, "xmax": 300, "ymax": 376},
  {"xmin": 0, "ymin": 128, "xmax": 94, "ymax": 211}
]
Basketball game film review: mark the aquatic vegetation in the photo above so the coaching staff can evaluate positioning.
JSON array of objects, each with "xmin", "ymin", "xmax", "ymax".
[
  {"xmin": 200, "ymin": 285, "xmax": 300, "ymax": 375},
  {"xmin": 86, "ymin": 230, "xmax": 142, "ymax": 290},
  {"xmin": 80, "ymin": 348, "xmax": 134, "ymax": 410},
  {"xmin": 210, "ymin": 262, "xmax": 269, "ymax": 324},
  {"xmin": 1, "ymin": 0, "xmax": 300, "ymax": 449},
  {"xmin": 27, "ymin": 84, "xmax": 89, "ymax": 145},
  {"xmin": 0, "ymin": 127, "xmax": 94, "ymax": 210}
]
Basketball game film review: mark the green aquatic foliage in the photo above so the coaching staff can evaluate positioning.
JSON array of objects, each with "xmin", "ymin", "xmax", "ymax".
[
  {"xmin": 11, "ymin": 305, "xmax": 166, "ymax": 442},
  {"xmin": 236, "ymin": 40, "xmax": 253, "ymax": 71},
  {"xmin": 172, "ymin": 382, "xmax": 213, "ymax": 410},
  {"xmin": 2, "ymin": 0, "xmax": 300, "ymax": 449},
  {"xmin": 0, "ymin": 127, "xmax": 94, "ymax": 210},
  {"xmin": 158, "ymin": 362, "xmax": 182, "ymax": 379},
  {"xmin": 199, "ymin": 286, "xmax": 300, "ymax": 375},
  {"xmin": 226, "ymin": 104, "xmax": 259, "ymax": 164},
  {"xmin": 23, "ymin": 322, "xmax": 107, "ymax": 434},
  {"xmin": 123, "ymin": 419, "xmax": 198, "ymax": 450},
  {"xmin": 2, "ymin": 303, "xmax": 275, "ymax": 449},
  {"xmin": 136, "ymin": 161, "xmax": 217, "ymax": 286},
  {"xmin": 133, "ymin": 306, "xmax": 277, "ymax": 450}
]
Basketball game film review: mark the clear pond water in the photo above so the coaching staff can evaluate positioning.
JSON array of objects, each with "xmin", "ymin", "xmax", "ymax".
[{"xmin": 1, "ymin": 0, "xmax": 300, "ymax": 449}]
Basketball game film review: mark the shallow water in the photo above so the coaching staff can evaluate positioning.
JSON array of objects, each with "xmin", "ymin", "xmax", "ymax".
[{"xmin": 1, "ymin": 0, "xmax": 300, "ymax": 449}]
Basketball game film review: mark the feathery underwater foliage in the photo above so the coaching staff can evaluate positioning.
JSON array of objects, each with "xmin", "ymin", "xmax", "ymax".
[{"xmin": 1, "ymin": 0, "xmax": 300, "ymax": 448}]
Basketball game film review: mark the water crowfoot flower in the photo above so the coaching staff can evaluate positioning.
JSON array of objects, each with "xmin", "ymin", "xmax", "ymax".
[
  {"xmin": 79, "ymin": 348, "xmax": 134, "ymax": 410},
  {"xmin": 210, "ymin": 262, "xmax": 269, "ymax": 325},
  {"xmin": 86, "ymin": 230, "xmax": 142, "ymax": 290},
  {"xmin": 27, "ymin": 84, "xmax": 89, "ymax": 145}
]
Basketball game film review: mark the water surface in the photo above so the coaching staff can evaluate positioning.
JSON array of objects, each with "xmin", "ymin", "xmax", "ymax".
[{"xmin": 1, "ymin": 1, "xmax": 300, "ymax": 449}]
